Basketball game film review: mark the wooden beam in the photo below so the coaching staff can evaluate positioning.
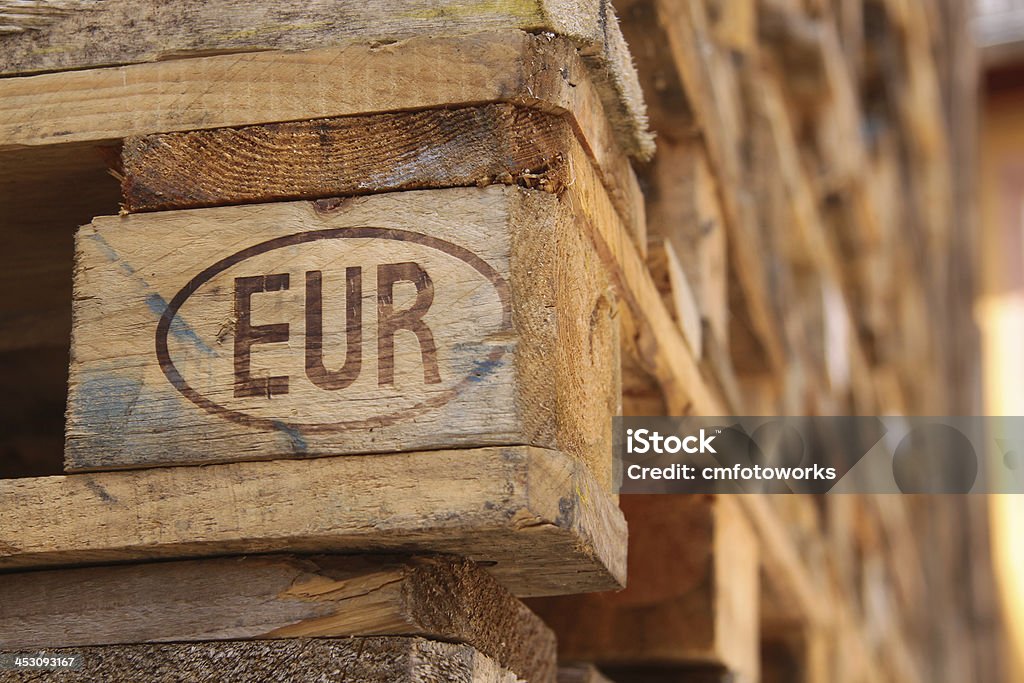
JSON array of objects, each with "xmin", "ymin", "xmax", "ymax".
[
  {"xmin": 558, "ymin": 128, "xmax": 724, "ymax": 416},
  {"xmin": 121, "ymin": 105, "xmax": 567, "ymax": 212},
  {"xmin": 68, "ymin": 186, "xmax": 620, "ymax": 487},
  {"xmin": 0, "ymin": 637, "xmax": 521, "ymax": 682},
  {"xmin": 0, "ymin": 0, "xmax": 653, "ymax": 160},
  {"xmin": 0, "ymin": 31, "xmax": 648, "ymax": 251},
  {"xmin": 528, "ymin": 495, "xmax": 759, "ymax": 682},
  {"xmin": 0, "ymin": 555, "xmax": 556, "ymax": 683},
  {"xmin": 118, "ymin": 104, "xmax": 646, "ymax": 254},
  {"xmin": 639, "ymin": 140, "xmax": 728, "ymax": 354},
  {"xmin": 0, "ymin": 446, "xmax": 627, "ymax": 597}
]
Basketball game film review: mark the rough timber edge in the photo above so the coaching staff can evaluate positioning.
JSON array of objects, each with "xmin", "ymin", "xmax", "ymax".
[
  {"xmin": 540, "ymin": 0, "xmax": 654, "ymax": 159},
  {"xmin": 0, "ymin": 446, "xmax": 627, "ymax": 597},
  {"xmin": 0, "ymin": 0, "xmax": 652, "ymax": 159}
]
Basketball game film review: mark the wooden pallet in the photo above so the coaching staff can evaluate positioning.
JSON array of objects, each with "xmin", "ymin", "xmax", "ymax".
[{"xmin": 0, "ymin": 0, "xmax": 996, "ymax": 681}]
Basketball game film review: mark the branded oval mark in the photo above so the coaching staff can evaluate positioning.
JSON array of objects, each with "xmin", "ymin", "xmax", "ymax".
[{"xmin": 156, "ymin": 227, "xmax": 511, "ymax": 433}]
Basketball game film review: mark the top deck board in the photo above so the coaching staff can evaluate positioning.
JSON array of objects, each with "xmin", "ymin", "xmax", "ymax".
[{"xmin": 0, "ymin": 0, "xmax": 652, "ymax": 159}]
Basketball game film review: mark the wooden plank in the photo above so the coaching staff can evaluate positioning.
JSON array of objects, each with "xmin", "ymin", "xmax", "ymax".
[
  {"xmin": 528, "ymin": 495, "xmax": 759, "ymax": 682},
  {"xmin": 705, "ymin": 0, "xmax": 756, "ymax": 55},
  {"xmin": 0, "ymin": 637, "xmax": 519, "ymax": 682},
  {"xmin": 640, "ymin": 140, "xmax": 728, "ymax": 353},
  {"xmin": 618, "ymin": 2, "xmax": 730, "ymax": 374},
  {"xmin": 0, "ymin": 555, "xmax": 556, "ymax": 683},
  {"xmin": 647, "ymin": 237, "xmax": 703, "ymax": 359},
  {"xmin": 0, "ymin": 0, "xmax": 652, "ymax": 160},
  {"xmin": 68, "ymin": 186, "xmax": 619, "ymax": 487},
  {"xmin": 0, "ymin": 31, "xmax": 648, "ymax": 250},
  {"xmin": 118, "ymin": 103, "xmax": 647, "ymax": 255},
  {"xmin": 0, "ymin": 446, "xmax": 627, "ymax": 597},
  {"xmin": 121, "ymin": 105, "xmax": 568, "ymax": 212},
  {"xmin": 557, "ymin": 127, "xmax": 724, "ymax": 416}
]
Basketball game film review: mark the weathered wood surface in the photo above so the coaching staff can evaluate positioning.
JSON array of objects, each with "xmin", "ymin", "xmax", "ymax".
[
  {"xmin": 0, "ymin": 0, "xmax": 652, "ymax": 159},
  {"xmin": 556, "ymin": 128, "xmax": 723, "ymax": 416},
  {"xmin": 68, "ymin": 186, "xmax": 619, "ymax": 486},
  {"xmin": 121, "ymin": 105, "xmax": 569, "ymax": 212},
  {"xmin": 0, "ymin": 27, "xmax": 650, "ymax": 161},
  {"xmin": 0, "ymin": 555, "xmax": 555, "ymax": 683},
  {"xmin": 118, "ymin": 103, "xmax": 647, "ymax": 254},
  {"xmin": 528, "ymin": 495, "xmax": 759, "ymax": 682},
  {"xmin": 0, "ymin": 446, "xmax": 627, "ymax": 596},
  {"xmin": 0, "ymin": 637, "xmax": 519, "ymax": 682},
  {"xmin": 0, "ymin": 30, "xmax": 647, "ymax": 250}
]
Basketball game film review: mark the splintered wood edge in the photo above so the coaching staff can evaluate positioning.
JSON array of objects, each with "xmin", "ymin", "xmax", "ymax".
[
  {"xmin": 0, "ymin": 446, "xmax": 627, "ymax": 597},
  {"xmin": 0, "ymin": 555, "xmax": 557, "ymax": 683}
]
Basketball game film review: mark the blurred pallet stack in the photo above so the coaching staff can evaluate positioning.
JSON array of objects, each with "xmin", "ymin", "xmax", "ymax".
[
  {"xmin": 0, "ymin": 0, "xmax": 1001, "ymax": 682},
  {"xmin": 531, "ymin": 1, "xmax": 996, "ymax": 682}
]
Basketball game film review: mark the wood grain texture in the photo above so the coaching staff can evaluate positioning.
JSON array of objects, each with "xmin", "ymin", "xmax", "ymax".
[
  {"xmin": 558, "ymin": 128, "xmax": 723, "ymax": 415},
  {"xmin": 528, "ymin": 495, "xmax": 759, "ymax": 682},
  {"xmin": 68, "ymin": 186, "xmax": 619, "ymax": 490},
  {"xmin": 121, "ymin": 105, "xmax": 568, "ymax": 212},
  {"xmin": 0, "ymin": 555, "xmax": 556, "ymax": 683},
  {"xmin": 639, "ymin": 140, "xmax": 728, "ymax": 355},
  {"xmin": 118, "ymin": 103, "xmax": 647, "ymax": 255},
  {"xmin": 0, "ymin": 30, "xmax": 647, "ymax": 249},
  {"xmin": 0, "ymin": 23, "xmax": 651, "ymax": 158},
  {"xmin": 0, "ymin": 0, "xmax": 652, "ymax": 159},
  {"xmin": 0, "ymin": 446, "xmax": 627, "ymax": 597},
  {"xmin": 0, "ymin": 637, "xmax": 520, "ymax": 682}
]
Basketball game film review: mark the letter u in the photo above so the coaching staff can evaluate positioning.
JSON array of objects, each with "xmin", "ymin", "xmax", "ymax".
[{"xmin": 305, "ymin": 268, "xmax": 362, "ymax": 390}]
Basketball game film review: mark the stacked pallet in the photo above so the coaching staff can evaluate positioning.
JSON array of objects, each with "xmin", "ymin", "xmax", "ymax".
[
  {"xmin": 0, "ymin": 0, "xmax": 999, "ymax": 682},
  {"xmin": 529, "ymin": 0, "xmax": 993, "ymax": 682},
  {"xmin": 0, "ymin": 0, "xmax": 663, "ymax": 679}
]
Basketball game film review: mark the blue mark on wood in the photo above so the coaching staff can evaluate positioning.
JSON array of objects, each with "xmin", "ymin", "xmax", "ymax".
[
  {"xmin": 88, "ymin": 232, "xmax": 216, "ymax": 357},
  {"xmin": 469, "ymin": 356, "xmax": 503, "ymax": 382},
  {"xmin": 145, "ymin": 293, "xmax": 216, "ymax": 357},
  {"xmin": 273, "ymin": 420, "xmax": 308, "ymax": 454}
]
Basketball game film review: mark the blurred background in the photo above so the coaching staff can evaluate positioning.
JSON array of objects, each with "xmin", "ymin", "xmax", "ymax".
[{"xmin": 977, "ymin": 1, "xmax": 1024, "ymax": 681}]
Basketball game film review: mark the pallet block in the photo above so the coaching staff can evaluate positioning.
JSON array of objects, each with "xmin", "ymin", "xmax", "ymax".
[
  {"xmin": 0, "ymin": 446, "xmax": 626, "ymax": 596},
  {"xmin": 0, "ymin": 637, "xmax": 519, "ymax": 683},
  {"xmin": 528, "ymin": 495, "xmax": 759, "ymax": 683},
  {"xmin": 67, "ymin": 186, "xmax": 619, "ymax": 487},
  {"xmin": 0, "ymin": 555, "xmax": 556, "ymax": 683}
]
